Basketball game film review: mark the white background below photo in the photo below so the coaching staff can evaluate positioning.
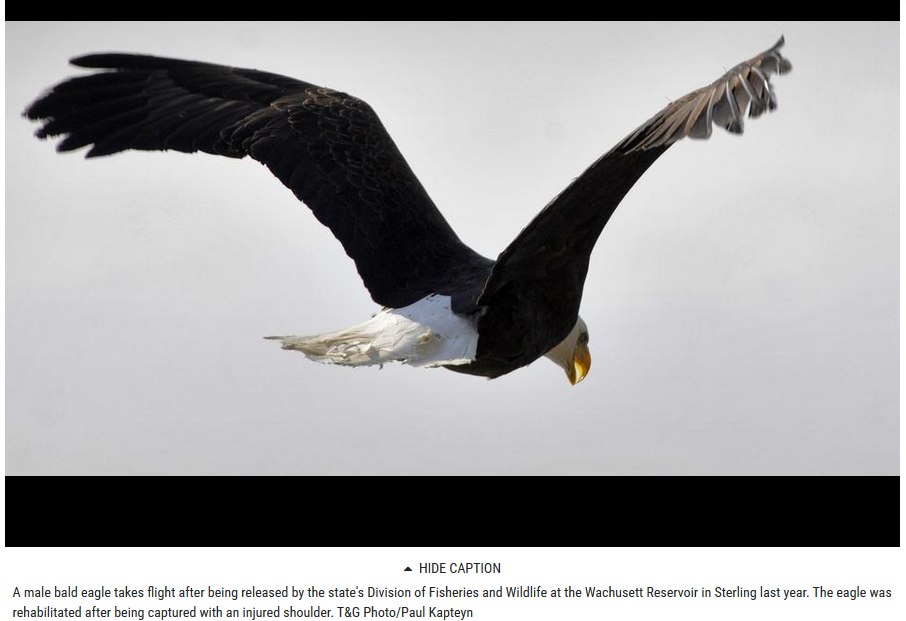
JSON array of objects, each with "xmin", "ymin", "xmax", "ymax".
[
  {"xmin": 5, "ymin": 21, "xmax": 899, "ymax": 474},
  {"xmin": 2, "ymin": 548, "xmax": 903, "ymax": 621}
]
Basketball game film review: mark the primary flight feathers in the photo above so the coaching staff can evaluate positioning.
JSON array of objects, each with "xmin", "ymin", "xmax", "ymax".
[
  {"xmin": 25, "ymin": 38, "xmax": 790, "ymax": 382},
  {"xmin": 617, "ymin": 36, "xmax": 791, "ymax": 151}
]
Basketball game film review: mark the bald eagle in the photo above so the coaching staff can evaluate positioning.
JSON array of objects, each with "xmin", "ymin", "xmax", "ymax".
[{"xmin": 25, "ymin": 38, "xmax": 791, "ymax": 384}]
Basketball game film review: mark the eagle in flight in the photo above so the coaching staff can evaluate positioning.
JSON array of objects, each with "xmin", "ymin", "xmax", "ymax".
[{"xmin": 25, "ymin": 38, "xmax": 791, "ymax": 384}]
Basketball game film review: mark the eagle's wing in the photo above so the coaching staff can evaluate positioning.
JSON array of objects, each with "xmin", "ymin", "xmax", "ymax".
[
  {"xmin": 477, "ymin": 37, "xmax": 792, "ymax": 308},
  {"xmin": 25, "ymin": 54, "xmax": 492, "ymax": 309}
]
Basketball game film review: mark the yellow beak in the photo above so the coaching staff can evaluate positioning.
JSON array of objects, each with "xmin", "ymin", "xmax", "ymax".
[{"xmin": 566, "ymin": 343, "xmax": 592, "ymax": 385}]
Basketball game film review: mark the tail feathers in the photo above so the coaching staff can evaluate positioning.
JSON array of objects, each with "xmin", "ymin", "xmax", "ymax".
[
  {"xmin": 264, "ymin": 330, "xmax": 411, "ymax": 367},
  {"xmin": 265, "ymin": 296, "xmax": 479, "ymax": 370}
]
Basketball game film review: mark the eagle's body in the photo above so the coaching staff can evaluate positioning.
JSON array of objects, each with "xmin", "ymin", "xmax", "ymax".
[{"xmin": 25, "ymin": 39, "xmax": 791, "ymax": 383}]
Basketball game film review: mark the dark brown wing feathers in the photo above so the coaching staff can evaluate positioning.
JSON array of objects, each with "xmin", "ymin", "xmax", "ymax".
[
  {"xmin": 25, "ymin": 39, "xmax": 790, "ymax": 377},
  {"xmin": 25, "ymin": 53, "xmax": 492, "ymax": 309},
  {"xmin": 479, "ymin": 37, "xmax": 792, "ymax": 307}
]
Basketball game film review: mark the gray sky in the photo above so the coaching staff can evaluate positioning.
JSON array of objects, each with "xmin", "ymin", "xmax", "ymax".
[{"xmin": 6, "ymin": 22, "xmax": 899, "ymax": 474}]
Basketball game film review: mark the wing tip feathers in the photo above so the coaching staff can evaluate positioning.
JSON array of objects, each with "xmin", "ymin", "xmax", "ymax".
[{"xmin": 617, "ymin": 36, "xmax": 791, "ymax": 154}]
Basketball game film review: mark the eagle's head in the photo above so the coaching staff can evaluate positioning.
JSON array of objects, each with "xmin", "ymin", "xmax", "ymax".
[{"xmin": 544, "ymin": 316, "xmax": 591, "ymax": 385}]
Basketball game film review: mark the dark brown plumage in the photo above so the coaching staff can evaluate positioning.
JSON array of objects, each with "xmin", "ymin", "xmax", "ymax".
[{"xmin": 25, "ymin": 38, "xmax": 791, "ymax": 380}]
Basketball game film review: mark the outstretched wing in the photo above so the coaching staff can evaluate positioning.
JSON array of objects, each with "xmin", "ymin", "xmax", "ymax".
[
  {"xmin": 477, "ymin": 37, "xmax": 792, "ymax": 310},
  {"xmin": 25, "ymin": 54, "xmax": 493, "ymax": 309}
]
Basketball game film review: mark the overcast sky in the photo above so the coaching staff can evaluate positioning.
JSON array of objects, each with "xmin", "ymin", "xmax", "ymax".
[{"xmin": 6, "ymin": 21, "xmax": 899, "ymax": 474}]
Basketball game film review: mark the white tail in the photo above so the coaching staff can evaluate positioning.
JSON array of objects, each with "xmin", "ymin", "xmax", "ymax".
[{"xmin": 266, "ymin": 295, "xmax": 478, "ymax": 368}]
